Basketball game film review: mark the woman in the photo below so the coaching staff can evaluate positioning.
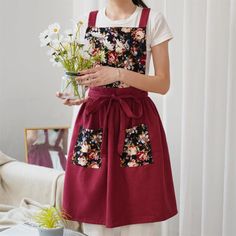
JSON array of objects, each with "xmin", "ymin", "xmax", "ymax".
[{"xmin": 57, "ymin": 0, "xmax": 178, "ymax": 235}]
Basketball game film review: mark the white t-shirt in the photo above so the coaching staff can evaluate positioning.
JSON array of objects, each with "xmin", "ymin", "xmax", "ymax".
[{"xmin": 77, "ymin": 6, "xmax": 174, "ymax": 75}]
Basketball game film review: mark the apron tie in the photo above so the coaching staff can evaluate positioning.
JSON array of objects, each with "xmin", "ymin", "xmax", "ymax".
[{"xmin": 85, "ymin": 93, "xmax": 145, "ymax": 157}]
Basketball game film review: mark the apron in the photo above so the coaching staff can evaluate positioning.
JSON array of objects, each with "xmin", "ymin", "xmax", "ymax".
[{"xmin": 62, "ymin": 8, "xmax": 178, "ymax": 228}]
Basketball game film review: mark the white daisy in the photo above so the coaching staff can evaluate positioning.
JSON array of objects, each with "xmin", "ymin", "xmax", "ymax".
[
  {"xmin": 39, "ymin": 29, "xmax": 51, "ymax": 47},
  {"xmin": 39, "ymin": 29, "xmax": 50, "ymax": 41},
  {"xmin": 70, "ymin": 18, "xmax": 83, "ymax": 30},
  {"xmin": 64, "ymin": 29, "xmax": 74, "ymax": 37},
  {"xmin": 47, "ymin": 48, "xmax": 56, "ymax": 56},
  {"xmin": 69, "ymin": 18, "xmax": 78, "ymax": 30},
  {"xmin": 77, "ymin": 20, "xmax": 84, "ymax": 26},
  {"xmin": 40, "ymin": 37, "xmax": 51, "ymax": 47},
  {"xmin": 82, "ymin": 40, "xmax": 94, "ymax": 54},
  {"xmin": 51, "ymin": 39, "xmax": 60, "ymax": 49},
  {"xmin": 51, "ymin": 35, "xmax": 63, "ymax": 49},
  {"xmin": 69, "ymin": 18, "xmax": 84, "ymax": 41},
  {"xmin": 63, "ymin": 34, "xmax": 75, "ymax": 44},
  {"xmin": 48, "ymin": 23, "xmax": 61, "ymax": 35},
  {"xmin": 49, "ymin": 57, "xmax": 61, "ymax": 67}
]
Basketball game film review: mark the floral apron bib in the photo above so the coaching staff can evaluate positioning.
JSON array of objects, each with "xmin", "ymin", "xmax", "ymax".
[{"xmin": 62, "ymin": 8, "xmax": 178, "ymax": 228}]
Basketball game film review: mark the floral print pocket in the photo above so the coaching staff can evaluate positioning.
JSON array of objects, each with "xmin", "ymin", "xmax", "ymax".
[
  {"xmin": 72, "ymin": 126, "xmax": 103, "ymax": 169},
  {"xmin": 120, "ymin": 123, "xmax": 154, "ymax": 167}
]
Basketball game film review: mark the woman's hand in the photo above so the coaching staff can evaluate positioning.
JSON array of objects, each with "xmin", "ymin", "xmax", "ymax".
[
  {"xmin": 56, "ymin": 92, "xmax": 89, "ymax": 106},
  {"xmin": 76, "ymin": 65, "xmax": 120, "ymax": 87}
]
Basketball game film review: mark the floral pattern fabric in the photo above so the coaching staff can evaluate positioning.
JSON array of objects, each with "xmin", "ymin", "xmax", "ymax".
[
  {"xmin": 120, "ymin": 123, "xmax": 153, "ymax": 167},
  {"xmin": 85, "ymin": 26, "xmax": 147, "ymax": 88},
  {"xmin": 72, "ymin": 126, "xmax": 103, "ymax": 169}
]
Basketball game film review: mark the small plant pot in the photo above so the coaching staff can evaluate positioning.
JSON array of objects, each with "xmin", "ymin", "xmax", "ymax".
[{"xmin": 37, "ymin": 226, "xmax": 64, "ymax": 236}]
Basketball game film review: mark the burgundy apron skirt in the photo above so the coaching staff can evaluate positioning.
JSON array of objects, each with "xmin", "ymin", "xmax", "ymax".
[{"xmin": 62, "ymin": 8, "xmax": 178, "ymax": 228}]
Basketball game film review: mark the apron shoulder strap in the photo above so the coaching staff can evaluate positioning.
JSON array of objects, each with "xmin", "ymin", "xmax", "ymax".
[
  {"xmin": 139, "ymin": 7, "xmax": 151, "ymax": 28},
  {"xmin": 88, "ymin": 10, "xmax": 99, "ymax": 27},
  {"xmin": 44, "ymin": 129, "xmax": 49, "ymax": 144},
  {"xmin": 55, "ymin": 129, "xmax": 65, "ymax": 147}
]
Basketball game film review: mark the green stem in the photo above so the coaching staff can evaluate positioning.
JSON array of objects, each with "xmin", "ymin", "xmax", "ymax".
[
  {"xmin": 62, "ymin": 79, "xmax": 72, "ymax": 92},
  {"xmin": 71, "ymin": 77, "xmax": 80, "ymax": 99}
]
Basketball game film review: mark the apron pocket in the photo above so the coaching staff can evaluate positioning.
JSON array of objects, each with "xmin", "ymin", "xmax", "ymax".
[
  {"xmin": 120, "ymin": 123, "xmax": 154, "ymax": 168},
  {"xmin": 72, "ymin": 125, "xmax": 103, "ymax": 169}
]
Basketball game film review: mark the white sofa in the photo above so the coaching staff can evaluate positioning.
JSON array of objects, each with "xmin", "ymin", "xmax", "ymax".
[{"xmin": 0, "ymin": 151, "xmax": 82, "ymax": 233}]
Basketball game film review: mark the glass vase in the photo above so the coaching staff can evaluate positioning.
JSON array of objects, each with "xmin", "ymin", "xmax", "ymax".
[{"xmin": 60, "ymin": 71, "xmax": 87, "ymax": 100}]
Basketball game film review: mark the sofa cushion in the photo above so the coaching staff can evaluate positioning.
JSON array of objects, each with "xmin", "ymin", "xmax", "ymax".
[{"xmin": 0, "ymin": 151, "xmax": 16, "ymax": 166}]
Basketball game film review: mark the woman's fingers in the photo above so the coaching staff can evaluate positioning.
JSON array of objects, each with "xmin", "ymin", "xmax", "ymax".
[
  {"xmin": 76, "ymin": 72, "xmax": 101, "ymax": 85},
  {"xmin": 63, "ymin": 98, "xmax": 72, "ymax": 106},
  {"xmin": 76, "ymin": 74, "xmax": 93, "ymax": 82},
  {"xmin": 67, "ymin": 97, "xmax": 89, "ymax": 105},
  {"xmin": 56, "ymin": 91, "xmax": 89, "ymax": 106},
  {"xmin": 56, "ymin": 91, "xmax": 71, "ymax": 98},
  {"xmin": 56, "ymin": 91, "xmax": 63, "ymax": 98},
  {"xmin": 63, "ymin": 97, "xmax": 89, "ymax": 106},
  {"xmin": 80, "ymin": 65, "xmax": 102, "ymax": 75}
]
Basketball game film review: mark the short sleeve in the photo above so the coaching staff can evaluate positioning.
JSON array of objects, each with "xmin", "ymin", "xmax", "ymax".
[{"xmin": 150, "ymin": 11, "xmax": 174, "ymax": 47}]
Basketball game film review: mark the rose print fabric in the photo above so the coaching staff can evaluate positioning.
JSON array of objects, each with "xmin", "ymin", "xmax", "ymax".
[
  {"xmin": 120, "ymin": 123, "xmax": 153, "ymax": 167},
  {"xmin": 72, "ymin": 126, "xmax": 103, "ymax": 169},
  {"xmin": 85, "ymin": 27, "xmax": 147, "ymax": 88}
]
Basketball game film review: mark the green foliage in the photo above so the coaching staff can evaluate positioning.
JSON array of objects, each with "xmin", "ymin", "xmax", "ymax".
[{"xmin": 32, "ymin": 206, "xmax": 70, "ymax": 229}]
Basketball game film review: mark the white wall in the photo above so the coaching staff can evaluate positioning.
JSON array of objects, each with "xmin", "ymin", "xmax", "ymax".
[{"xmin": 0, "ymin": 0, "xmax": 74, "ymax": 162}]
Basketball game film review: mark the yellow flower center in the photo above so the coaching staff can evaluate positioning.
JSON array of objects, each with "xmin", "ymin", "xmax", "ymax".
[{"xmin": 54, "ymin": 28, "xmax": 58, "ymax": 32}]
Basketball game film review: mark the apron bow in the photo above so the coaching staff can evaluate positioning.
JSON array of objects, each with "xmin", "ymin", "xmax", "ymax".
[{"xmin": 84, "ymin": 93, "xmax": 146, "ymax": 157}]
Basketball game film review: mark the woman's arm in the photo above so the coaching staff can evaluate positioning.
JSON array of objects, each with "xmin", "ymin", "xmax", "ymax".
[
  {"xmin": 77, "ymin": 40, "xmax": 171, "ymax": 94},
  {"xmin": 119, "ymin": 41, "xmax": 171, "ymax": 94}
]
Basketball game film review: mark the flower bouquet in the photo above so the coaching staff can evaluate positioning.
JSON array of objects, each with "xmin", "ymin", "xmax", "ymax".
[{"xmin": 39, "ymin": 21, "xmax": 105, "ymax": 100}]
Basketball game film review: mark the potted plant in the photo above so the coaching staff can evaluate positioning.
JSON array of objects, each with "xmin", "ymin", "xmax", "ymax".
[{"xmin": 32, "ymin": 206, "xmax": 70, "ymax": 236}]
